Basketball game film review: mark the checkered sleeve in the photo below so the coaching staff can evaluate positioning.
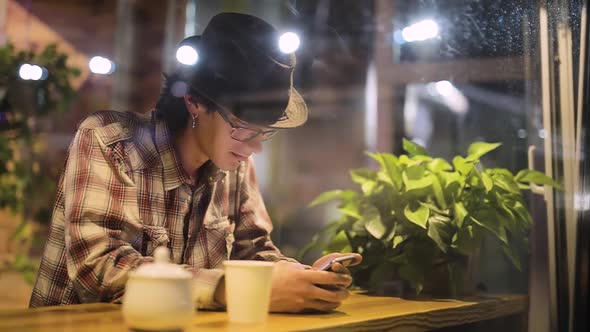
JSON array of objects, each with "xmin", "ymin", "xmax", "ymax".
[
  {"xmin": 63, "ymin": 126, "xmax": 150, "ymax": 303},
  {"xmin": 231, "ymin": 159, "xmax": 298, "ymax": 263},
  {"xmin": 183, "ymin": 267, "xmax": 225, "ymax": 309}
]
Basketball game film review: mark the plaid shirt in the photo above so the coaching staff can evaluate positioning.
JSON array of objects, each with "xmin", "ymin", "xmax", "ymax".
[{"xmin": 30, "ymin": 110, "xmax": 294, "ymax": 309}]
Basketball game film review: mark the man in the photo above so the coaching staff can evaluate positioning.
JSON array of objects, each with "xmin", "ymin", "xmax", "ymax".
[{"xmin": 30, "ymin": 12, "xmax": 361, "ymax": 313}]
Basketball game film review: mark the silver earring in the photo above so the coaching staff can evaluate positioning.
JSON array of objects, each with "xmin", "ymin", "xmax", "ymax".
[{"xmin": 191, "ymin": 115, "xmax": 197, "ymax": 128}]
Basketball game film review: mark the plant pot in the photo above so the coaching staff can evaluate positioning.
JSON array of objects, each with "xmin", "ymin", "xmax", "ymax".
[
  {"xmin": 370, "ymin": 249, "xmax": 481, "ymax": 299},
  {"xmin": 413, "ymin": 249, "xmax": 481, "ymax": 299}
]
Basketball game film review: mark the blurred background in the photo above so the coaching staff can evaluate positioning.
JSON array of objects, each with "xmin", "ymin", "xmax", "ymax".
[{"xmin": 0, "ymin": 1, "xmax": 589, "ymax": 331}]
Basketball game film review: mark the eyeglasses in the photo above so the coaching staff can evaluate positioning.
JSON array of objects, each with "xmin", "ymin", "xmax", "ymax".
[{"xmin": 216, "ymin": 108, "xmax": 279, "ymax": 142}]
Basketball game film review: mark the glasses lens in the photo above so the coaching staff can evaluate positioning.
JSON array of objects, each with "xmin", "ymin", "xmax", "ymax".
[
  {"xmin": 261, "ymin": 130, "xmax": 278, "ymax": 141},
  {"xmin": 231, "ymin": 128, "xmax": 260, "ymax": 141},
  {"xmin": 219, "ymin": 110, "xmax": 279, "ymax": 142}
]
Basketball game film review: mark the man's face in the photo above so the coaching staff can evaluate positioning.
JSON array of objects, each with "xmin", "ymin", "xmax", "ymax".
[{"xmin": 195, "ymin": 105, "xmax": 269, "ymax": 171}]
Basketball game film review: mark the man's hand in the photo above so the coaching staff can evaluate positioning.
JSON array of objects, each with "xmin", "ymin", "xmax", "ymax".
[
  {"xmin": 268, "ymin": 261, "xmax": 352, "ymax": 312},
  {"xmin": 268, "ymin": 253, "xmax": 362, "ymax": 313}
]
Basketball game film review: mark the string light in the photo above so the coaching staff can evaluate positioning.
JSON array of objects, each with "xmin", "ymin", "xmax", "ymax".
[
  {"xmin": 278, "ymin": 32, "xmax": 300, "ymax": 53},
  {"xmin": 89, "ymin": 56, "xmax": 115, "ymax": 74},
  {"xmin": 176, "ymin": 45, "xmax": 199, "ymax": 65}
]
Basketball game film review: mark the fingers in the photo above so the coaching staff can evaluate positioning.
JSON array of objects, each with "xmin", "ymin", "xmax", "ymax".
[
  {"xmin": 329, "ymin": 262, "xmax": 351, "ymax": 276},
  {"xmin": 304, "ymin": 299, "xmax": 342, "ymax": 312},
  {"xmin": 303, "ymin": 285, "xmax": 349, "ymax": 312},
  {"xmin": 310, "ymin": 284, "xmax": 350, "ymax": 303},
  {"xmin": 305, "ymin": 270, "xmax": 352, "ymax": 288}
]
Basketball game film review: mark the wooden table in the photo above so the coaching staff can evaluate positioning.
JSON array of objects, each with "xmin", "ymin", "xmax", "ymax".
[{"xmin": 0, "ymin": 292, "xmax": 527, "ymax": 332}]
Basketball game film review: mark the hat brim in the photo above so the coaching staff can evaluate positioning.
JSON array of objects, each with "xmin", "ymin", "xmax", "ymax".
[{"xmin": 267, "ymin": 87, "xmax": 308, "ymax": 129}]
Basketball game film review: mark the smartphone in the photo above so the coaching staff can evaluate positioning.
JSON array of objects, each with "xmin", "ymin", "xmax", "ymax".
[{"xmin": 318, "ymin": 255, "xmax": 357, "ymax": 271}]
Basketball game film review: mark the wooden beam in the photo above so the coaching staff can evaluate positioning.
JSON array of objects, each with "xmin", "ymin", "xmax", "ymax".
[
  {"xmin": 387, "ymin": 56, "xmax": 526, "ymax": 85},
  {"xmin": 301, "ymin": 56, "xmax": 527, "ymax": 111}
]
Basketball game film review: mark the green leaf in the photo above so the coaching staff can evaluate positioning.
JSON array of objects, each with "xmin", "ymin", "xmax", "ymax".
[
  {"xmin": 412, "ymin": 155, "xmax": 433, "ymax": 163},
  {"xmin": 430, "ymin": 174, "xmax": 447, "ymax": 209},
  {"xmin": 471, "ymin": 212, "xmax": 508, "ymax": 244},
  {"xmin": 392, "ymin": 235, "xmax": 406, "ymax": 249},
  {"xmin": 350, "ymin": 168, "xmax": 375, "ymax": 185},
  {"xmin": 451, "ymin": 225, "xmax": 478, "ymax": 255},
  {"xmin": 403, "ymin": 166, "xmax": 432, "ymax": 191},
  {"xmin": 489, "ymin": 168, "xmax": 515, "ymax": 178},
  {"xmin": 338, "ymin": 201, "xmax": 362, "ymax": 219},
  {"xmin": 404, "ymin": 204, "xmax": 429, "ymax": 229},
  {"xmin": 398, "ymin": 155, "xmax": 411, "ymax": 165},
  {"xmin": 452, "ymin": 156, "xmax": 474, "ymax": 175},
  {"xmin": 299, "ymin": 220, "xmax": 344, "ymax": 259},
  {"xmin": 363, "ymin": 206, "xmax": 386, "ymax": 239},
  {"xmin": 431, "ymin": 213, "xmax": 451, "ymax": 223},
  {"xmin": 502, "ymin": 244, "xmax": 522, "ymax": 271},
  {"xmin": 453, "ymin": 202, "xmax": 468, "ymax": 228},
  {"xmin": 361, "ymin": 181, "xmax": 378, "ymax": 195},
  {"xmin": 350, "ymin": 168, "xmax": 379, "ymax": 195},
  {"xmin": 481, "ymin": 172, "xmax": 494, "ymax": 192},
  {"xmin": 299, "ymin": 240, "xmax": 326, "ymax": 260},
  {"xmin": 309, "ymin": 189, "xmax": 357, "ymax": 207},
  {"xmin": 515, "ymin": 169, "xmax": 561, "ymax": 189},
  {"xmin": 403, "ymin": 138, "xmax": 428, "ymax": 157},
  {"xmin": 377, "ymin": 171, "xmax": 393, "ymax": 186},
  {"xmin": 491, "ymin": 173, "xmax": 520, "ymax": 195},
  {"xmin": 420, "ymin": 202, "xmax": 450, "ymax": 216},
  {"xmin": 325, "ymin": 230, "xmax": 352, "ymax": 253},
  {"xmin": 368, "ymin": 152, "xmax": 403, "ymax": 189},
  {"xmin": 439, "ymin": 171, "xmax": 463, "ymax": 200},
  {"xmin": 428, "ymin": 158, "xmax": 453, "ymax": 172},
  {"xmin": 351, "ymin": 217, "xmax": 369, "ymax": 234},
  {"xmin": 510, "ymin": 200, "xmax": 532, "ymax": 227},
  {"xmin": 466, "ymin": 142, "xmax": 501, "ymax": 161},
  {"xmin": 427, "ymin": 217, "xmax": 451, "ymax": 253}
]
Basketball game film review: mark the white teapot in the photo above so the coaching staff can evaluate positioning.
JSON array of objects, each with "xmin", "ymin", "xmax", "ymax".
[{"xmin": 122, "ymin": 246, "xmax": 194, "ymax": 331}]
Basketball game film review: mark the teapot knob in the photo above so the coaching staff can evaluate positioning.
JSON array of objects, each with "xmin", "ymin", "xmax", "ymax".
[{"xmin": 153, "ymin": 246, "xmax": 170, "ymax": 263}]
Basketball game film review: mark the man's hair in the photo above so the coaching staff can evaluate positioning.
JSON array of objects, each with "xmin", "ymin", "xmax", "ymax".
[{"xmin": 154, "ymin": 72, "xmax": 217, "ymax": 134}]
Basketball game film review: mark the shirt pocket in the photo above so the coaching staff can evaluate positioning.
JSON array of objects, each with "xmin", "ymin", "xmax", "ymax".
[
  {"xmin": 202, "ymin": 216, "xmax": 235, "ymax": 262},
  {"xmin": 203, "ymin": 216, "xmax": 231, "ymax": 230},
  {"xmin": 142, "ymin": 225, "xmax": 170, "ymax": 256}
]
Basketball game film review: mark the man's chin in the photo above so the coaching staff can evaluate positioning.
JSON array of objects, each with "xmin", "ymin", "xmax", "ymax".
[{"xmin": 211, "ymin": 159, "xmax": 241, "ymax": 172}]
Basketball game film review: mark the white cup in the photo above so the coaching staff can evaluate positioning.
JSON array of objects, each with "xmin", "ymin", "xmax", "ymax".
[{"xmin": 223, "ymin": 260, "xmax": 275, "ymax": 323}]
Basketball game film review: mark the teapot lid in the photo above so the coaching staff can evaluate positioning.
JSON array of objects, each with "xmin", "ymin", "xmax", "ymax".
[{"xmin": 131, "ymin": 247, "xmax": 192, "ymax": 279}]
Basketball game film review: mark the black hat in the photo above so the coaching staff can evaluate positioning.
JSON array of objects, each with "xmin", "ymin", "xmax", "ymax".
[{"xmin": 178, "ymin": 12, "xmax": 307, "ymax": 128}]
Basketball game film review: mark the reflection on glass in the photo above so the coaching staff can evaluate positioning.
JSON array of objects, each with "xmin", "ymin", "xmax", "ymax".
[{"xmin": 0, "ymin": 1, "xmax": 586, "ymax": 331}]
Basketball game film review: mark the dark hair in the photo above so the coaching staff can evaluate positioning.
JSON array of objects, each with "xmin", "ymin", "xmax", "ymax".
[{"xmin": 154, "ymin": 71, "xmax": 217, "ymax": 134}]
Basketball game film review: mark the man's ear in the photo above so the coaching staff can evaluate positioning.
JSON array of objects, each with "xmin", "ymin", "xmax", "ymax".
[
  {"xmin": 183, "ymin": 95, "xmax": 196, "ymax": 111},
  {"xmin": 184, "ymin": 95, "xmax": 203, "ymax": 117}
]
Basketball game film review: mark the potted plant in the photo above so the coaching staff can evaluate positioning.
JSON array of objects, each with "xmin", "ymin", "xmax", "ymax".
[
  {"xmin": 302, "ymin": 139, "xmax": 560, "ymax": 297},
  {"xmin": 0, "ymin": 42, "xmax": 80, "ymax": 284}
]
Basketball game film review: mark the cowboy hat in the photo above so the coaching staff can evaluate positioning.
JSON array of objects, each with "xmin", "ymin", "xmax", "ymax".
[{"xmin": 177, "ymin": 12, "xmax": 307, "ymax": 128}]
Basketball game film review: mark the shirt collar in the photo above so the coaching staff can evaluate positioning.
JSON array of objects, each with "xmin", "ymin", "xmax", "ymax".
[{"xmin": 153, "ymin": 112, "xmax": 225, "ymax": 191}]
